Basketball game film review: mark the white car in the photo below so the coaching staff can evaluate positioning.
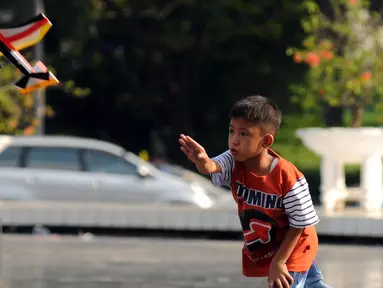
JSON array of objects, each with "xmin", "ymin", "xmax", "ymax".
[
  {"xmin": 154, "ymin": 162, "xmax": 235, "ymax": 207},
  {"xmin": 0, "ymin": 135, "xmax": 218, "ymax": 208}
]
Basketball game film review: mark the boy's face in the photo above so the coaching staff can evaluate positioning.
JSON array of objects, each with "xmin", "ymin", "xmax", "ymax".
[{"xmin": 228, "ymin": 118, "xmax": 273, "ymax": 162}]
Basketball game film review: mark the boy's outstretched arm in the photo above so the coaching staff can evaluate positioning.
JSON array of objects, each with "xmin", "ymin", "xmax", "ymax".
[{"xmin": 178, "ymin": 134, "xmax": 222, "ymax": 174}]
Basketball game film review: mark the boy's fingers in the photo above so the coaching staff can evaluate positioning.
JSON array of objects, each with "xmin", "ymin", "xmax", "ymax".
[
  {"xmin": 281, "ymin": 276, "xmax": 290, "ymax": 288},
  {"xmin": 180, "ymin": 134, "xmax": 191, "ymax": 145},
  {"xmin": 180, "ymin": 134, "xmax": 199, "ymax": 152},
  {"xmin": 269, "ymin": 279, "xmax": 282, "ymax": 288},
  {"xmin": 179, "ymin": 138, "xmax": 191, "ymax": 151},
  {"xmin": 180, "ymin": 146, "xmax": 189, "ymax": 156},
  {"xmin": 180, "ymin": 147, "xmax": 196, "ymax": 161},
  {"xmin": 186, "ymin": 136, "xmax": 205, "ymax": 152},
  {"xmin": 286, "ymin": 273, "xmax": 294, "ymax": 285}
]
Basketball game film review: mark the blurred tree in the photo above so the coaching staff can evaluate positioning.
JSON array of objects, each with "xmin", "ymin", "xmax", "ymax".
[
  {"xmin": 287, "ymin": 0, "xmax": 383, "ymax": 127},
  {"xmin": 0, "ymin": 0, "xmax": 90, "ymax": 135},
  {"xmin": 41, "ymin": 0, "xmax": 309, "ymax": 166},
  {"xmin": 0, "ymin": 66, "xmax": 41, "ymax": 135},
  {"xmin": 0, "ymin": 0, "xmax": 56, "ymax": 135},
  {"xmin": 1, "ymin": 0, "xmax": 381, "ymax": 162}
]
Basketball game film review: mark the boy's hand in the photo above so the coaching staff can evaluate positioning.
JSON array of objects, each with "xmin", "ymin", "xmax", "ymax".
[
  {"xmin": 179, "ymin": 134, "xmax": 215, "ymax": 174},
  {"xmin": 268, "ymin": 261, "xmax": 294, "ymax": 288}
]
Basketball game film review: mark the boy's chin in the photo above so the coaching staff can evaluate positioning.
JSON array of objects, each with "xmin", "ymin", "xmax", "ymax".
[{"xmin": 232, "ymin": 154, "xmax": 245, "ymax": 162}]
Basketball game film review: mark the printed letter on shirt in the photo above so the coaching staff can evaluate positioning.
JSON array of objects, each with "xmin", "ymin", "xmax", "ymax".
[
  {"xmin": 210, "ymin": 150, "xmax": 234, "ymax": 188},
  {"xmin": 283, "ymin": 176, "xmax": 320, "ymax": 228}
]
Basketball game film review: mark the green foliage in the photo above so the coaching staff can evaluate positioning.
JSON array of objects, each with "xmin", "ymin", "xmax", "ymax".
[
  {"xmin": 287, "ymin": 0, "xmax": 383, "ymax": 126},
  {"xmin": 0, "ymin": 55, "xmax": 89, "ymax": 135},
  {"xmin": 0, "ymin": 0, "xmax": 328, "ymax": 166},
  {"xmin": 272, "ymin": 113, "xmax": 323, "ymax": 170},
  {"xmin": 0, "ymin": 64, "xmax": 39, "ymax": 135},
  {"xmin": 0, "ymin": 0, "xmax": 93, "ymax": 135},
  {"xmin": 63, "ymin": 81, "xmax": 91, "ymax": 97},
  {"xmin": 39, "ymin": 0, "xmax": 311, "ymax": 161}
]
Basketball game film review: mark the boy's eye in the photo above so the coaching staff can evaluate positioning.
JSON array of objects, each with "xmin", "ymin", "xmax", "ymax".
[
  {"xmin": 240, "ymin": 131, "xmax": 248, "ymax": 136},
  {"xmin": 229, "ymin": 129, "xmax": 234, "ymax": 134}
]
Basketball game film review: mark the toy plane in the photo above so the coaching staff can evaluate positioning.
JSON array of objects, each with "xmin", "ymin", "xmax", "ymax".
[{"xmin": 0, "ymin": 13, "xmax": 58, "ymax": 95}]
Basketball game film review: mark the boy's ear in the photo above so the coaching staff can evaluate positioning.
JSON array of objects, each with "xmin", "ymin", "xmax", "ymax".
[{"xmin": 263, "ymin": 134, "xmax": 274, "ymax": 148}]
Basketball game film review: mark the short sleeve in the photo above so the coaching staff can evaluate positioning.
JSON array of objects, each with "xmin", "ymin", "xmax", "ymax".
[
  {"xmin": 210, "ymin": 150, "xmax": 234, "ymax": 188},
  {"xmin": 282, "ymin": 167, "xmax": 320, "ymax": 228}
]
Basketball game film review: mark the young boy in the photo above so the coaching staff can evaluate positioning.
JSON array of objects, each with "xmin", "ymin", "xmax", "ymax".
[{"xmin": 179, "ymin": 95, "xmax": 331, "ymax": 288}]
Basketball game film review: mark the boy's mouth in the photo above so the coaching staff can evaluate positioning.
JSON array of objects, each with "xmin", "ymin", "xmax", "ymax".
[{"xmin": 230, "ymin": 149, "xmax": 238, "ymax": 155}]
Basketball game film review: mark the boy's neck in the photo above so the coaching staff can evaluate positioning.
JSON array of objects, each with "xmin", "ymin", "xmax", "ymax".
[{"xmin": 244, "ymin": 149, "xmax": 276, "ymax": 176}]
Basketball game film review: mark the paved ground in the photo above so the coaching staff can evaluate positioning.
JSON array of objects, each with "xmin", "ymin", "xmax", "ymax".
[{"xmin": 0, "ymin": 235, "xmax": 381, "ymax": 288}]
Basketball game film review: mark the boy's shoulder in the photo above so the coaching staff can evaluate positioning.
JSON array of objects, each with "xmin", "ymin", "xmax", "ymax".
[
  {"xmin": 271, "ymin": 150, "xmax": 306, "ymax": 192},
  {"xmin": 279, "ymin": 156, "xmax": 303, "ymax": 175},
  {"xmin": 271, "ymin": 149, "xmax": 304, "ymax": 176}
]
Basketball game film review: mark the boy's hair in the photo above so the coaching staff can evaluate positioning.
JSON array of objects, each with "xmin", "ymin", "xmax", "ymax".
[{"xmin": 230, "ymin": 95, "xmax": 282, "ymax": 133}]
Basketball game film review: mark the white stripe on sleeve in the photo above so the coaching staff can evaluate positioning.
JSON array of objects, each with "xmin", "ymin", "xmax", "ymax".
[
  {"xmin": 210, "ymin": 150, "xmax": 234, "ymax": 188},
  {"xmin": 283, "ymin": 177, "xmax": 320, "ymax": 228}
]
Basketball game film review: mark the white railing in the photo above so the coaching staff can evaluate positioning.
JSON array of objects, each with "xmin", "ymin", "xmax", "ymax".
[{"xmin": 0, "ymin": 202, "xmax": 381, "ymax": 238}]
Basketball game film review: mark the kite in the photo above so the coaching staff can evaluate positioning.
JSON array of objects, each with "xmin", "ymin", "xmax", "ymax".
[{"xmin": 0, "ymin": 13, "xmax": 59, "ymax": 95}]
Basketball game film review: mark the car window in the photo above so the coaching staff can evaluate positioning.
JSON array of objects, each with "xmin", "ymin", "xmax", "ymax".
[
  {"xmin": 0, "ymin": 146, "xmax": 22, "ymax": 167},
  {"xmin": 26, "ymin": 147, "xmax": 81, "ymax": 171},
  {"xmin": 84, "ymin": 150, "xmax": 137, "ymax": 175}
]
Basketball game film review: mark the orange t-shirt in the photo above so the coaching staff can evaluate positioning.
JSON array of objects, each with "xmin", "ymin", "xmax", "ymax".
[{"xmin": 212, "ymin": 149, "xmax": 320, "ymax": 277}]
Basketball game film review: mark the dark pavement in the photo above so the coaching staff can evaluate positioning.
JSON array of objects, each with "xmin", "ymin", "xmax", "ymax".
[{"xmin": 0, "ymin": 235, "xmax": 381, "ymax": 288}]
